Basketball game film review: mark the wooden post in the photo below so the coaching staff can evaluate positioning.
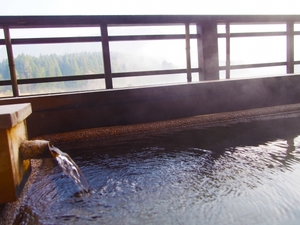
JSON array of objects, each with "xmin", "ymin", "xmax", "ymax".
[
  {"xmin": 100, "ymin": 23, "xmax": 113, "ymax": 89},
  {"xmin": 3, "ymin": 26, "xmax": 19, "ymax": 97},
  {"xmin": 199, "ymin": 20, "xmax": 220, "ymax": 80},
  {"xmin": 287, "ymin": 21, "xmax": 294, "ymax": 74},
  {"xmin": 0, "ymin": 103, "xmax": 32, "ymax": 203},
  {"xmin": 185, "ymin": 23, "xmax": 192, "ymax": 82},
  {"xmin": 196, "ymin": 24, "xmax": 204, "ymax": 81},
  {"xmin": 225, "ymin": 22, "xmax": 230, "ymax": 79}
]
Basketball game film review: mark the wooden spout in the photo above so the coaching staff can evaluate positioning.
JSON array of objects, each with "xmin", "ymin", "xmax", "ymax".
[{"xmin": 20, "ymin": 140, "xmax": 52, "ymax": 159}]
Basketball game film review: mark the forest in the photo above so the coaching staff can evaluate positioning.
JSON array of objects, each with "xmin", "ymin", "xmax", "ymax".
[
  {"xmin": 0, "ymin": 51, "xmax": 175, "ymax": 96},
  {"xmin": 0, "ymin": 52, "xmax": 104, "ymax": 80}
]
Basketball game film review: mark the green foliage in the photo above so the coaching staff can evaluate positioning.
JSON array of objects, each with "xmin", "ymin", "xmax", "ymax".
[
  {"xmin": 0, "ymin": 52, "xmax": 105, "ymax": 95},
  {"xmin": 13, "ymin": 52, "xmax": 103, "ymax": 79},
  {"xmin": 0, "ymin": 51, "xmax": 176, "ymax": 96},
  {"xmin": 0, "ymin": 60, "xmax": 10, "ymax": 80}
]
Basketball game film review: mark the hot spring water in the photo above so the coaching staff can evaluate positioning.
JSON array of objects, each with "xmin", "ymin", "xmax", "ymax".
[
  {"xmin": 4, "ymin": 113, "xmax": 300, "ymax": 225},
  {"xmin": 49, "ymin": 145, "xmax": 91, "ymax": 194}
]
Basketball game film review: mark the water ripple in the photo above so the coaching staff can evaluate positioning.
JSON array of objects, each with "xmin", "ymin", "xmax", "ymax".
[{"xmin": 11, "ymin": 116, "xmax": 300, "ymax": 225}]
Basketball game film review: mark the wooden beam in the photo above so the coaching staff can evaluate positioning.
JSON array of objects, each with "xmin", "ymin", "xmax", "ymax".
[
  {"xmin": 226, "ymin": 22, "xmax": 230, "ymax": 79},
  {"xmin": 0, "ymin": 68, "xmax": 202, "ymax": 87},
  {"xmin": 200, "ymin": 20, "xmax": 219, "ymax": 80},
  {"xmin": 12, "ymin": 36, "xmax": 101, "ymax": 45},
  {"xmin": 196, "ymin": 24, "xmax": 204, "ymax": 81},
  {"xmin": 3, "ymin": 27, "xmax": 19, "ymax": 97},
  {"xmin": 100, "ymin": 24, "xmax": 113, "ymax": 89},
  {"xmin": 112, "ymin": 68, "xmax": 201, "ymax": 78},
  {"xmin": 1, "ymin": 15, "xmax": 300, "ymax": 28},
  {"xmin": 287, "ymin": 21, "xmax": 294, "ymax": 74},
  {"xmin": 10, "ymin": 34, "xmax": 199, "ymax": 45},
  {"xmin": 218, "ymin": 31, "xmax": 286, "ymax": 38},
  {"xmin": 185, "ymin": 23, "xmax": 192, "ymax": 82},
  {"xmin": 219, "ymin": 61, "xmax": 287, "ymax": 70}
]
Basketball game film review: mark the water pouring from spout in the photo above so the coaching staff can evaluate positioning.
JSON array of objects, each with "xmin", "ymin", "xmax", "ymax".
[
  {"xmin": 20, "ymin": 140, "xmax": 91, "ymax": 193},
  {"xmin": 49, "ymin": 144, "xmax": 91, "ymax": 193}
]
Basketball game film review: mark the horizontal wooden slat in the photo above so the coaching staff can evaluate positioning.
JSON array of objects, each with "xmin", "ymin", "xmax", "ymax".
[
  {"xmin": 0, "ymin": 69, "xmax": 203, "ymax": 86},
  {"xmin": 7, "ymin": 31, "xmax": 293, "ymax": 46},
  {"xmin": 0, "ymin": 74, "xmax": 105, "ymax": 86},
  {"xmin": 112, "ymin": 68, "xmax": 201, "ymax": 78},
  {"xmin": 0, "ymin": 80, "xmax": 11, "ymax": 85},
  {"xmin": 11, "ymin": 36, "xmax": 101, "ymax": 45},
  {"xmin": 218, "ymin": 31, "xmax": 287, "ymax": 38},
  {"xmin": 109, "ymin": 34, "xmax": 198, "ymax": 41},
  {"xmin": 8, "ymin": 34, "xmax": 199, "ymax": 45},
  {"xmin": 219, "ymin": 62, "xmax": 287, "ymax": 70},
  {"xmin": 17, "ymin": 74, "xmax": 105, "ymax": 84},
  {"xmin": 1, "ymin": 15, "xmax": 300, "ymax": 28}
]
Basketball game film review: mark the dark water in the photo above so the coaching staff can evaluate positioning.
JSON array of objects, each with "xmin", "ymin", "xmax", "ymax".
[{"xmin": 12, "ymin": 115, "xmax": 300, "ymax": 225}]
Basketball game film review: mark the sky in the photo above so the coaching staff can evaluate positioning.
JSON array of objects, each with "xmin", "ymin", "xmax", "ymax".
[{"xmin": 0, "ymin": 0, "xmax": 300, "ymax": 16}]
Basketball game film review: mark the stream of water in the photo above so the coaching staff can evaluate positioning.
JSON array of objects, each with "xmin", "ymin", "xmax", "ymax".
[{"xmin": 49, "ymin": 145, "xmax": 91, "ymax": 193}]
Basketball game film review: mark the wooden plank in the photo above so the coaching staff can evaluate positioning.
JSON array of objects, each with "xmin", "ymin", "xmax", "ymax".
[
  {"xmin": 185, "ymin": 23, "xmax": 192, "ymax": 82},
  {"xmin": 196, "ymin": 24, "xmax": 204, "ymax": 81},
  {"xmin": 225, "ymin": 22, "xmax": 230, "ymax": 79},
  {"xmin": 12, "ymin": 36, "xmax": 101, "ymax": 45},
  {"xmin": 109, "ymin": 34, "xmax": 198, "ymax": 41},
  {"xmin": 200, "ymin": 20, "xmax": 219, "ymax": 80},
  {"xmin": 0, "ymin": 103, "xmax": 31, "ymax": 128},
  {"xmin": 3, "ymin": 27, "xmax": 19, "ymax": 97},
  {"xmin": 219, "ymin": 61, "xmax": 287, "ymax": 70},
  {"xmin": 15, "ymin": 74, "xmax": 105, "ymax": 84},
  {"xmin": 0, "ymin": 69, "xmax": 205, "ymax": 87},
  {"xmin": 287, "ymin": 21, "xmax": 294, "ymax": 73},
  {"xmin": 100, "ymin": 23, "xmax": 113, "ymax": 89},
  {"xmin": 10, "ymin": 34, "xmax": 198, "ymax": 45},
  {"xmin": 1, "ymin": 15, "xmax": 300, "ymax": 28},
  {"xmin": 218, "ymin": 31, "xmax": 286, "ymax": 38},
  {"xmin": 112, "ymin": 68, "xmax": 200, "ymax": 78},
  {"xmin": 0, "ymin": 75, "xmax": 105, "ymax": 86}
]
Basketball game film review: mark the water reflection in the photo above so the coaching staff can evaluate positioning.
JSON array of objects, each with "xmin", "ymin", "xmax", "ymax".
[{"xmin": 8, "ymin": 115, "xmax": 300, "ymax": 225}]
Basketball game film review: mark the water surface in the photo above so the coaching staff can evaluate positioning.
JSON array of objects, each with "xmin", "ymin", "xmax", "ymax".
[{"xmin": 12, "ymin": 115, "xmax": 300, "ymax": 225}]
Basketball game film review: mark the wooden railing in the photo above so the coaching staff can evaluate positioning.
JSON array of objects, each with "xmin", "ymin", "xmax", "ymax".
[
  {"xmin": 218, "ymin": 21, "xmax": 299, "ymax": 78},
  {"xmin": 0, "ymin": 15, "xmax": 300, "ymax": 97}
]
